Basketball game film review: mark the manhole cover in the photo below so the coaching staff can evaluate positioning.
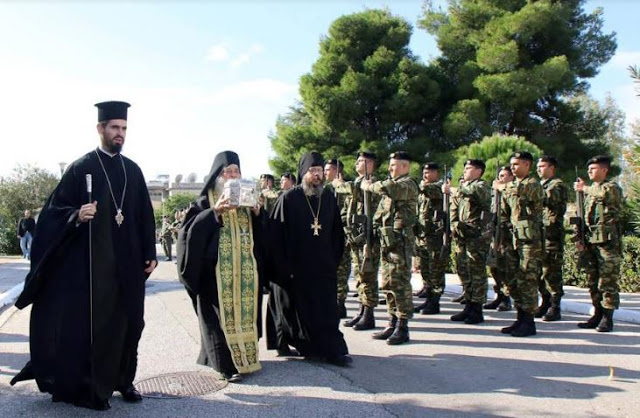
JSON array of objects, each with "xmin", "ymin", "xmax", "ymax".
[{"xmin": 135, "ymin": 371, "xmax": 228, "ymax": 399}]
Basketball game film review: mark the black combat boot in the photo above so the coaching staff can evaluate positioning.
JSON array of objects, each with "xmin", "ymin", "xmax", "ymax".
[
  {"xmin": 464, "ymin": 302, "xmax": 484, "ymax": 324},
  {"xmin": 421, "ymin": 294, "xmax": 441, "ymax": 315},
  {"xmin": 343, "ymin": 304, "xmax": 364, "ymax": 327},
  {"xmin": 578, "ymin": 305, "xmax": 603, "ymax": 329},
  {"xmin": 353, "ymin": 306, "xmax": 376, "ymax": 330},
  {"xmin": 450, "ymin": 302, "xmax": 472, "ymax": 322},
  {"xmin": 387, "ymin": 318, "xmax": 409, "ymax": 345},
  {"xmin": 497, "ymin": 296, "xmax": 512, "ymax": 311},
  {"xmin": 414, "ymin": 300, "xmax": 429, "ymax": 313},
  {"xmin": 337, "ymin": 299, "xmax": 347, "ymax": 319},
  {"xmin": 511, "ymin": 312, "xmax": 536, "ymax": 337},
  {"xmin": 596, "ymin": 308, "xmax": 614, "ymax": 332},
  {"xmin": 372, "ymin": 316, "xmax": 397, "ymax": 340},
  {"xmin": 542, "ymin": 297, "xmax": 561, "ymax": 322},
  {"xmin": 534, "ymin": 293, "xmax": 551, "ymax": 318},
  {"xmin": 483, "ymin": 293, "xmax": 503, "ymax": 310},
  {"xmin": 501, "ymin": 308, "xmax": 522, "ymax": 334}
]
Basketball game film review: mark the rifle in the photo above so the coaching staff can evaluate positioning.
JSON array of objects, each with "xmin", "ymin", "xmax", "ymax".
[
  {"xmin": 570, "ymin": 166, "xmax": 586, "ymax": 248},
  {"xmin": 439, "ymin": 165, "xmax": 452, "ymax": 261},
  {"xmin": 359, "ymin": 161, "xmax": 375, "ymax": 273},
  {"xmin": 487, "ymin": 164, "xmax": 503, "ymax": 267}
]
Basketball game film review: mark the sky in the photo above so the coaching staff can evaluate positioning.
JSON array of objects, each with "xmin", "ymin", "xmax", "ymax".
[{"xmin": 0, "ymin": 0, "xmax": 638, "ymax": 182}]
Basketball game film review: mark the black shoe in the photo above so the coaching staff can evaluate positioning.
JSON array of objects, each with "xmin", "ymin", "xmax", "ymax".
[
  {"xmin": 578, "ymin": 306, "xmax": 603, "ymax": 329},
  {"xmin": 165, "ymin": 257, "xmax": 172, "ymax": 261},
  {"xmin": 534, "ymin": 294, "xmax": 551, "ymax": 318},
  {"xmin": 450, "ymin": 303, "xmax": 471, "ymax": 322},
  {"xmin": 414, "ymin": 300, "xmax": 429, "ymax": 313},
  {"xmin": 596, "ymin": 308, "xmax": 614, "ymax": 332},
  {"xmin": 372, "ymin": 316, "xmax": 397, "ymax": 340},
  {"xmin": 351, "ymin": 292, "xmax": 358, "ymax": 298},
  {"xmin": 484, "ymin": 294, "xmax": 503, "ymax": 310},
  {"xmin": 464, "ymin": 302, "xmax": 484, "ymax": 324},
  {"xmin": 343, "ymin": 304, "xmax": 364, "ymax": 327},
  {"xmin": 387, "ymin": 319, "xmax": 409, "ymax": 345},
  {"xmin": 511, "ymin": 312, "xmax": 536, "ymax": 337},
  {"xmin": 379, "ymin": 298, "xmax": 387, "ymax": 305},
  {"xmin": 353, "ymin": 306, "xmax": 376, "ymax": 330},
  {"xmin": 120, "ymin": 386, "xmax": 143, "ymax": 403},
  {"xmin": 222, "ymin": 373, "xmax": 243, "ymax": 383},
  {"xmin": 337, "ymin": 299, "xmax": 347, "ymax": 319},
  {"xmin": 277, "ymin": 345, "xmax": 293, "ymax": 356},
  {"xmin": 497, "ymin": 296, "xmax": 512, "ymax": 311},
  {"xmin": 501, "ymin": 308, "xmax": 522, "ymax": 334},
  {"xmin": 542, "ymin": 305, "xmax": 561, "ymax": 322},
  {"xmin": 326, "ymin": 354, "xmax": 352, "ymax": 367},
  {"xmin": 421, "ymin": 295, "xmax": 441, "ymax": 315}
]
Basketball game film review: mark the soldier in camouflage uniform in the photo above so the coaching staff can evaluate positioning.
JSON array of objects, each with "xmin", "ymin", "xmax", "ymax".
[
  {"xmin": 485, "ymin": 166, "xmax": 513, "ymax": 312},
  {"xmin": 494, "ymin": 151, "xmax": 543, "ymax": 337},
  {"xmin": 361, "ymin": 151, "xmax": 418, "ymax": 345},
  {"xmin": 414, "ymin": 162, "xmax": 448, "ymax": 315},
  {"xmin": 325, "ymin": 159, "xmax": 352, "ymax": 319},
  {"xmin": 444, "ymin": 159, "xmax": 491, "ymax": 324},
  {"xmin": 259, "ymin": 174, "xmax": 280, "ymax": 216},
  {"xmin": 536, "ymin": 155, "xmax": 569, "ymax": 321},
  {"xmin": 342, "ymin": 152, "xmax": 381, "ymax": 330},
  {"xmin": 574, "ymin": 155, "xmax": 623, "ymax": 332},
  {"xmin": 279, "ymin": 172, "xmax": 296, "ymax": 194}
]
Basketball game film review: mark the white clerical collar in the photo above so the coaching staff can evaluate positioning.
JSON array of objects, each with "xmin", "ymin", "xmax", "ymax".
[{"xmin": 98, "ymin": 147, "xmax": 118, "ymax": 158}]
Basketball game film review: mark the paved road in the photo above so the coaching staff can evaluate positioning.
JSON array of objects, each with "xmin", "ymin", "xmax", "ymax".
[{"xmin": 1, "ymin": 257, "xmax": 639, "ymax": 417}]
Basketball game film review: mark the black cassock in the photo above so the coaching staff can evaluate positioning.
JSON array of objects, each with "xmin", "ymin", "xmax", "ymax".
[
  {"xmin": 266, "ymin": 186, "xmax": 348, "ymax": 359},
  {"xmin": 176, "ymin": 196, "xmax": 265, "ymax": 377},
  {"xmin": 11, "ymin": 149, "xmax": 156, "ymax": 406}
]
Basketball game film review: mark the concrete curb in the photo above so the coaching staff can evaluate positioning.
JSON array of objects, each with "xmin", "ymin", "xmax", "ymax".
[{"xmin": 0, "ymin": 282, "xmax": 23, "ymax": 311}]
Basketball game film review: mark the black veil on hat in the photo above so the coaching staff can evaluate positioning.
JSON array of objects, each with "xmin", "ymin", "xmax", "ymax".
[
  {"xmin": 95, "ymin": 101, "xmax": 130, "ymax": 122},
  {"xmin": 201, "ymin": 150, "xmax": 241, "ymax": 196},
  {"xmin": 297, "ymin": 151, "xmax": 324, "ymax": 184}
]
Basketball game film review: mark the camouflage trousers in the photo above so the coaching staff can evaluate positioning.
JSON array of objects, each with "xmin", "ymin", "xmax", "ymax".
[
  {"xmin": 539, "ymin": 241, "xmax": 564, "ymax": 300},
  {"xmin": 336, "ymin": 243, "xmax": 352, "ymax": 302},
  {"xmin": 489, "ymin": 255, "xmax": 509, "ymax": 296},
  {"xmin": 415, "ymin": 237, "xmax": 447, "ymax": 296},
  {"xmin": 349, "ymin": 242, "xmax": 380, "ymax": 307},
  {"xmin": 380, "ymin": 239, "xmax": 413, "ymax": 320},
  {"xmin": 454, "ymin": 238, "xmax": 489, "ymax": 304},
  {"xmin": 581, "ymin": 240, "xmax": 621, "ymax": 310},
  {"xmin": 504, "ymin": 243, "xmax": 542, "ymax": 315}
]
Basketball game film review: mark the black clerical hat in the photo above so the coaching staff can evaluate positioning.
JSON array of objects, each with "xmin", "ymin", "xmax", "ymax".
[
  {"xmin": 95, "ymin": 101, "xmax": 130, "ymax": 122},
  {"xmin": 297, "ymin": 151, "xmax": 324, "ymax": 184},
  {"xmin": 465, "ymin": 159, "xmax": 486, "ymax": 171},
  {"xmin": 389, "ymin": 151, "xmax": 411, "ymax": 161},
  {"xmin": 586, "ymin": 155, "xmax": 612, "ymax": 167},
  {"xmin": 422, "ymin": 162, "xmax": 439, "ymax": 170},
  {"xmin": 201, "ymin": 150, "xmax": 241, "ymax": 196},
  {"xmin": 510, "ymin": 151, "xmax": 534, "ymax": 162}
]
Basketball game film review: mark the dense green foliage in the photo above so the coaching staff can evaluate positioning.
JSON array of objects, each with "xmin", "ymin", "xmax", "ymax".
[{"xmin": 153, "ymin": 193, "xmax": 194, "ymax": 228}]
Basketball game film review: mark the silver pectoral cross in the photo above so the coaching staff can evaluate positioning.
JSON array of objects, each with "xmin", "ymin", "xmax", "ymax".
[
  {"xmin": 115, "ymin": 209, "xmax": 124, "ymax": 227},
  {"xmin": 310, "ymin": 218, "xmax": 322, "ymax": 236}
]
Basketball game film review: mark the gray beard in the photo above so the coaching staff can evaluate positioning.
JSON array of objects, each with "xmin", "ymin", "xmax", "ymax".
[
  {"xmin": 214, "ymin": 176, "xmax": 226, "ymax": 196},
  {"xmin": 302, "ymin": 180, "xmax": 324, "ymax": 197}
]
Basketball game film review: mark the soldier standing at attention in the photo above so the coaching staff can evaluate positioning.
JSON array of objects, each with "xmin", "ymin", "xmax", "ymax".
[
  {"xmin": 485, "ymin": 166, "xmax": 514, "ymax": 312},
  {"xmin": 414, "ymin": 162, "xmax": 447, "ymax": 315},
  {"xmin": 574, "ymin": 155, "xmax": 623, "ymax": 332},
  {"xmin": 495, "ymin": 151, "xmax": 543, "ymax": 337},
  {"xmin": 325, "ymin": 159, "xmax": 352, "ymax": 319},
  {"xmin": 260, "ymin": 174, "xmax": 279, "ymax": 215},
  {"xmin": 361, "ymin": 151, "xmax": 418, "ymax": 345},
  {"xmin": 342, "ymin": 152, "xmax": 381, "ymax": 330},
  {"xmin": 535, "ymin": 155, "xmax": 569, "ymax": 321},
  {"xmin": 444, "ymin": 159, "xmax": 491, "ymax": 324}
]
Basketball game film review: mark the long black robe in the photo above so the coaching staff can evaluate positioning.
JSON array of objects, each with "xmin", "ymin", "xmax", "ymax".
[
  {"xmin": 266, "ymin": 186, "xmax": 348, "ymax": 359},
  {"xmin": 11, "ymin": 149, "xmax": 156, "ymax": 405},
  {"xmin": 176, "ymin": 195, "xmax": 265, "ymax": 376}
]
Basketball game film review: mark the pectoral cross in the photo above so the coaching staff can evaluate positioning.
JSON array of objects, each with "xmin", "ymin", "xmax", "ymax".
[
  {"xmin": 239, "ymin": 227, "xmax": 250, "ymax": 245},
  {"xmin": 115, "ymin": 209, "xmax": 124, "ymax": 227},
  {"xmin": 310, "ymin": 218, "xmax": 322, "ymax": 236}
]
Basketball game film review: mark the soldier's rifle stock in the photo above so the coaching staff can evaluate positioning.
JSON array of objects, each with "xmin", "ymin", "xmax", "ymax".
[
  {"xmin": 487, "ymin": 164, "xmax": 503, "ymax": 268},
  {"xmin": 570, "ymin": 166, "xmax": 586, "ymax": 248},
  {"xmin": 359, "ymin": 162, "xmax": 375, "ymax": 273},
  {"xmin": 439, "ymin": 165, "xmax": 452, "ymax": 261}
]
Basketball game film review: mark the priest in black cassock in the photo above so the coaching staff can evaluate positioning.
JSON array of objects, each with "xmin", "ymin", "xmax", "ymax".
[
  {"xmin": 176, "ymin": 151, "xmax": 264, "ymax": 383},
  {"xmin": 266, "ymin": 151, "xmax": 351, "ymax": 367},
  {"xmin": 10, "ymin": 101, "xmax": 157, "ymax": 410}
]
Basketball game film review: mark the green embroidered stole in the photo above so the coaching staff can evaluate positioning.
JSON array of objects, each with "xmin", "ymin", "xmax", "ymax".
[{"xmin": 208, "ymin": 190, "xmax": 261, "ymax": 374}]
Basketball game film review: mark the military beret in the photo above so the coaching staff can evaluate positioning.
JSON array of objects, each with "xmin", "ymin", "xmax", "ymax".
[
  {"xmin": 586, "ymin": 155, "xmax": 612, "ymax": 167},
  {"xmin": 281, "ymin": 172, "xmax": 295, "ymax": 181},
  {"xmin": 389, "ymin": 151, "xmax": 411, "ymax": 161},
  {"xmin": 510, "ymin": 151, "xmax": 534, "ymax": 161},
  {"xmin": 538, "ymin": 155, "xmax": 558, "ymax": 167},
  {"xmin": 356, "ymin": 151, "xmax": 377, "ymax": 161},
  {"xmin": 260, "ymin": 174, "xmax": 275, "ymax": 181},
  {"xmin": 325, "ymin": 159, "xmax": 344, "ymax": 170},
  {"xmin": 499, "ymin": 165, "xmax": 512, "ymax": 172},
  {"xmin": 422, "ymin": 162, "xmax": 439, "ymax": 170},
  {"xmin": 465, "ymin": 159, "xmax": 486, "ymax": 170}
]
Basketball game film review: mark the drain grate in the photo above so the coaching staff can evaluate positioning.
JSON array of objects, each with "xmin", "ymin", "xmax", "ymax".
[{"xmin": 135, "ymin": 371, "xmax": 228, "ymax": 399}]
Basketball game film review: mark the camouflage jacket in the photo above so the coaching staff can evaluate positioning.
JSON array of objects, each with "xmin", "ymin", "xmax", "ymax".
[
  {"xmin": 450, "ymin": 178, "xmax": 491, "ymax": 240},
  {"xmin": 541, "ymin": 177, "xmax": 569, "ymax": 242},
  {"xmin": 340, "ymin": 176, "xmax": 382, "ymax": 238},
  {"xmin": 416, "ymin": 179, "xmax": 444, "ymax": 238},
  {"xmin": 580, "ymin": 179, "xmax": 623, "ymax": 245},
  {"xmin": 364, "ymin": 174, "xmax": 418, "ymax": 236},
  {"xmin": 260, "ymin": 188, "xmax": 280, "ymax": 215},
  {"xmin": 500, "ymin": 175, "xmax": 543, "ymax": 247}
]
